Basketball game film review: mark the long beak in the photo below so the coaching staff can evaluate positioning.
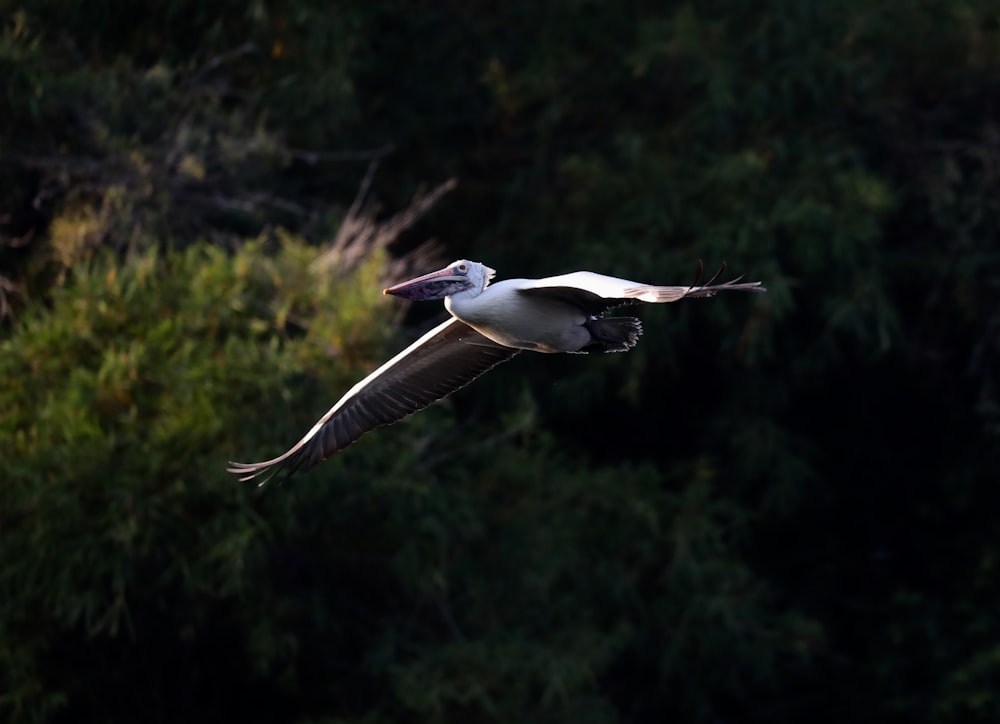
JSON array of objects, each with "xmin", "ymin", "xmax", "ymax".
[{"xmin": 383, "ymin": 265, "xmax": 462, "ymax": 299}]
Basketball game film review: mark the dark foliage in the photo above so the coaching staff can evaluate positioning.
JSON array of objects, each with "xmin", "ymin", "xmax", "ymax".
[{"xmin": 2, "ymin": 1, "xmax": 999, "ymax": 722}]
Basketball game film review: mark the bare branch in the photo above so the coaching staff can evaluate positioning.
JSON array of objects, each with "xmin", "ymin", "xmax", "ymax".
[
  {"xmin": 313, "ymin": 167, "xmax": 456, "ymax": 280},
  {"xmin": 184, "ymin": 42, "xmax": 260, "ymax": 91},
  {"xmin": 0, "ymin": 274, "xmax": 23, "ymax": 324}
]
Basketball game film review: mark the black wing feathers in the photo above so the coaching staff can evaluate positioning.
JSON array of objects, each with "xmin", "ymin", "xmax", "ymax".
[
  {"xmin": 227, "ymin": 319, "xmax": 519, "ymax": 484},
  {"xmin": 516, "ymin": 286, "xmax": 618, "ymax": 315}
]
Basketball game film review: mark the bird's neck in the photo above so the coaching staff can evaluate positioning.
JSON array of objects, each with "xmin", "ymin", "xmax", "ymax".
[{"xmin": 444, "ymin": 286, "xmax": 483, "ymax": 319}]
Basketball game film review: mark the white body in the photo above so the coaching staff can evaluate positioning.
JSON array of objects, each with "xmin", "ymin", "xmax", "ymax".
[{"xmin": 447, "ymin": 279, "xmax": 590, "ymax": 352}]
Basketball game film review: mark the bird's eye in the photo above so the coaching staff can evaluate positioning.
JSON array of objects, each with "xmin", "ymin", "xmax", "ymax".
[{"xmin": 458, "ymin": 263, "xmax": 468, "ymax": 273}]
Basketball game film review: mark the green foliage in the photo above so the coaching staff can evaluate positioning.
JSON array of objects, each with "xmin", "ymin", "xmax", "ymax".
[
  {"xmin": 0, "ymin": 0, "xmax": 374, "ymax": 306},
  {"xmin": 2, "ymin": 0, "xmax": 1000, "ymax": 722},
  {"xmin": 378, "ymin": 448, "xmax": 814, "ymax": 722},
  {"xmin": 0, "ymin": 237, "xmax": 398, "ymax": 720},
  {"xmin": 0, "ymin": 236, "xmax": 810, "ymax": 722}
]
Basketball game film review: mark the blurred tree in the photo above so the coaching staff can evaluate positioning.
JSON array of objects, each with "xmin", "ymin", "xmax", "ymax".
[{"xmin": 2, "ymin": 0, "xmax": 1000, "ymax": 722}]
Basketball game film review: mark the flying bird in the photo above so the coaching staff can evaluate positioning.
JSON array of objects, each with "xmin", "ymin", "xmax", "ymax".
[{"xmin": 228, "ymin": 260, "xmax": 765, "ymax": 484}]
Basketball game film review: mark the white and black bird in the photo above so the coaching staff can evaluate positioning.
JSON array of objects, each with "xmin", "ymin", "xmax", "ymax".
[{"xmin": 228, "ymin": 260, "xmax": 765, "ymax": 483}]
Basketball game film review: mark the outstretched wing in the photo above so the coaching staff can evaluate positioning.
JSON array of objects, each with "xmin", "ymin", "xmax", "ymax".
[
  {"xmin": 517, "ymin": 261, "xmax": 765, "ymax": 315},
  {"xmin": 227, "ymin": 317, "xmax": 519, "ymax": 485}
]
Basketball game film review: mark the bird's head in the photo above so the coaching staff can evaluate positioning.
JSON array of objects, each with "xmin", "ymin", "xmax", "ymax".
[{"xmin": 383, "ymin": 260, "xmax": 495, "ymax": 300}]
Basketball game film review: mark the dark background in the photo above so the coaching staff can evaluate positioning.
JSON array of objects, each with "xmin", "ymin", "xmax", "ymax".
[{"xmin": 2, "ymin": 1, "xmax": 999, "ymax": 722}]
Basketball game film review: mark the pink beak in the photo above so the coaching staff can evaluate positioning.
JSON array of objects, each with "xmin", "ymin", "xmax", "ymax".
[{"xmin": 383, "ymin": 265, "xmax": 463, "ymax": 300}]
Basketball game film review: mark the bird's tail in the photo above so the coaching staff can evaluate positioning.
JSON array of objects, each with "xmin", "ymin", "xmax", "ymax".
[{"xmin": 581, "ymin": 316, "xmax": 643, "ymax": 353}]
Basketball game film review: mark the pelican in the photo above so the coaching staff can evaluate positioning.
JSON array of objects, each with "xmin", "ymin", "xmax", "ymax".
[{"xmin": 228, "ymin": 260, "xmax": 765, "ymax": 483}]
